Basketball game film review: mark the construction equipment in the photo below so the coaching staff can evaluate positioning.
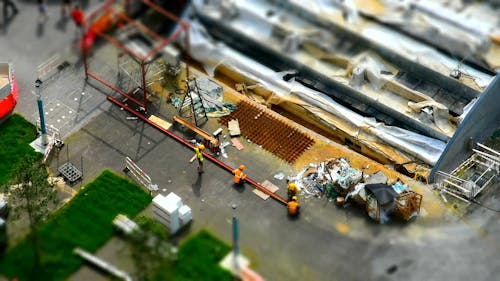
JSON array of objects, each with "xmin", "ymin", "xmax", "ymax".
[
  {"xmin": 179, "ymin": 77, "xmax": 209, "ymax": 127},
  {"xmin": 435, "ymin": 143, "xmax": 499, "ymax": 202},
  {"xmin": 392, "ymin": 191, "xmax": 423, "ymax": 221},
  {"xmin": 173, "ymin": 115, "xmax": 220, "ymax": 153},
  {"xmin": 219, "ymin": 99, "xmax": 315, "ymax": 164},
  {"xmin": 109, "ymin": 96, "xmax": 288, "ymax": 206}
]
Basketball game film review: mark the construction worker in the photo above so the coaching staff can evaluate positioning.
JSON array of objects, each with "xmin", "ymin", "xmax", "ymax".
[
  {"xmin": 194, "ymin": 144, "xmax": 205, "ymax": 173},
  {"xmin": 232, "ymin": 164, "xmax": 247, "ymax": 185},
  {"xmin": 287, "ymin": 196, "xmax": 300, "ymax": 216},
  {"xmin": 287, "ymin": 182, "xmax": 299, "ymax": 200}
]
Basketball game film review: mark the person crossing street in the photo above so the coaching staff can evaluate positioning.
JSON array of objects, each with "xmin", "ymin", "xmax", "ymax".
[
  {"xmin": 70, "ymin": 4, "xmax": 85, "ymax": 38},
  {"xmin": 2, "ymin": 0, "xmax": 18, "ymax": 20}
]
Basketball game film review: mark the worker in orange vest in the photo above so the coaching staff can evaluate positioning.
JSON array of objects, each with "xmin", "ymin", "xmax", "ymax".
[
  {"xmin": 232, "ymin": 164, "xmax": 247, "ymax": 185},
  {"xmin": 287, "ymin": 196, "xmax": 300, "ymax": 216},
  {"xmin": 194, "ymin": 144, "xmax": 205, "ymax": 173},
  {"xmin": 287, "ymin": 182, "xmax": 299, "ymax": 200}
]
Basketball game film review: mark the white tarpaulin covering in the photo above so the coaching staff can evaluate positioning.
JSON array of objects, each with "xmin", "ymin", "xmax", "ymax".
[
  {"xmin": 180, "ymin": 19, "xmax": 446, "ymax": 165},
  {"xmin": 287, "ymin": 0, "xmax": 496, "ymax": 87}
]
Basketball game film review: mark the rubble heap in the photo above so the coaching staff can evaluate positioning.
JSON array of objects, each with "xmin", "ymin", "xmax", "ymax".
[{"xmin": 290, "ymin": 158, "xmax": 422, "ymax": 223}]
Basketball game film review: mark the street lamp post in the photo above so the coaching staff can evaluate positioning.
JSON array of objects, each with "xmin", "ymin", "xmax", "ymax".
[
  {"xmin": 232, "ymin": 216, "xmax": 240, "ymax": 273},
  {"xmin": 35, "ymin": 78, "xmax": 48, "ymax": 146}
]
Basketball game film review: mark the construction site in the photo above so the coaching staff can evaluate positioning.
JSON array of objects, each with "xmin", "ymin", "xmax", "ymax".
[{"xmin": 0, "ymin": 0, "xmax": 499, "ymax": 280}]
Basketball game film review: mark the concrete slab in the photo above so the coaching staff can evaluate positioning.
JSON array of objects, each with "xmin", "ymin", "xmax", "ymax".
[
  {"xmin": 252, "ymin": 189, "xmax": 270, "ymax": 200},
  {"xmin": 261, "ymin": 180, "xmax": 279, "ymax": 193},
  {"xmin": 220, "ymin": 251, "xmax": 250, "ymax": 276}
]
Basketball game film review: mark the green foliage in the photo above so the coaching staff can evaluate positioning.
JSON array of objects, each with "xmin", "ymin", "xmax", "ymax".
[
  {"xmin": 0, "ymin": 114, "xmax": 41, "ymax": 186},
  {"xmin": 0, "ymin": 170, "xmax": 151, "ymax": 280},
  {"xmin": 172, "ymin": 230, "xmax": 232, "ymax": 281},
  {"xmin": 2, "ymin": 155, "xmax": 58, "ymax": 270},
  {"xmin": 129, "ymin": 216, "xmax": 174, "ymax": 281},
  {"xmin": 6, "ymin": 156, "xmax": 55, "ymax": 224},
  {"xmin": 135, "ymin": 216, "xmax": 169, "ymax": 241},
  {"xmin": 145, "ymin": 229, "xmax": 233, "ymax": 281}
]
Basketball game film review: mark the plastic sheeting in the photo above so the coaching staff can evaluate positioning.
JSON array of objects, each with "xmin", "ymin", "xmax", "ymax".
[
  {"xmin": 360, "ymin": 25, "xmax": 494, "ymax": 89},
  {"xmin": 179, "ymin": 20, "xmax": 446, "ymax": 165},
  {"xmin": 456, "ymin": 98, "xmax": 477, "ymax": 124},
  {"xmin": 196, "ymin": 0, "xmax": 460, "ymax": 138},
  {"xmin": 287, "ymin": 0, "xmax": 495, "ymax": 88}
]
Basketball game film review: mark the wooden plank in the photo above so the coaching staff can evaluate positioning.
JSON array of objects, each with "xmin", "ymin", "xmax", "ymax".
[
  {"xmin": 173, "ymin": 115, "xmax": 219, "ymax": 147},
  {"xmin": 148, "ymin": 115, "xmax": 172, "ymax": 130},
  {"xmin": 253, "ymin": 189, "xmax": 270, "ymax": 200},
  {"xmin": 228, "ymin": 119, "xmax": 241, "ymax": 136},
  {"xmin": 261, "ymin": 180, "xmax": 279, "ymax": 193},
  {"xmin": 231, "ymin": 138, "xmax": 244, "ymax": 150}
]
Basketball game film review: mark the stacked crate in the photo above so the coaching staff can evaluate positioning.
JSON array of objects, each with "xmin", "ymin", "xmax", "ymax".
[{"xmin": 152, "ymin": 192, "xmax": 192, "ymax": 234}]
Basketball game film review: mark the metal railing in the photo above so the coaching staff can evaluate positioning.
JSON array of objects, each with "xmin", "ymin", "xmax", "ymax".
[{"xmin": 124, "ymin": 156, "xmax": 159, "ymax": 191}]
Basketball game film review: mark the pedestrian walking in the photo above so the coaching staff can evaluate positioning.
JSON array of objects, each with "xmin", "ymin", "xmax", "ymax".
[
  {"xmin": 61, "ymin": 0, "xmax": 71, "ymax": 18},
  {"xmin": 38, "ymin": 0, "xmax": 48, "ymax": 22},
  {"xmin": 71, "ymin": 5, "xmax": 85, "ymax": 26},
  {"xmin": 2, "ymin": 0, "xmax": 18, "ymax": 20},
  {"xmin": 193, "ymin": 144, "xmax": 205, "ymax": 174},
  {"xmin": 71, "ymin": 4, "xmax": 85, "ymax": 38}
]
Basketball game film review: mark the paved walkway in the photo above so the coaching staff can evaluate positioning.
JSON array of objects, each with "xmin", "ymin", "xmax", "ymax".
[{"xmin": 1, "ymin": 1, "xmax": 499, "ymax": 281}]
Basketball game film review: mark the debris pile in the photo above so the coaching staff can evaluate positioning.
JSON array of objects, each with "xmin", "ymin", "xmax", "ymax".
[
  {"xmin": 290, "ymin": 158, "xmax": 422, "ymax": 223},
  {"xmin": 169, "ymin": 77, "xmax": 237, "ymax": 117}
]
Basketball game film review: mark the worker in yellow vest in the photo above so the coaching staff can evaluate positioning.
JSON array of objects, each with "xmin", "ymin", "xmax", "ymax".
[
  {"xmin": 232, "ymin": 164, "xmax": 247, "ymax": 185},
  {"xmin": 287, "ymin": 196, "xmax": 300, "ymax": 216},
  {"xmin": 287, "ymin": 182, "xmax": 299, "ymax": 200},
  {"xmin": 194, "ymin": 144, "xmax": 205, "ymax": 173}
]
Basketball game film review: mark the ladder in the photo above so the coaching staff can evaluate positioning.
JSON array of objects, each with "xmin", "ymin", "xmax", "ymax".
[{"xmin": 179, "ymin": 77, "xmax": 208, "ymax": 127}]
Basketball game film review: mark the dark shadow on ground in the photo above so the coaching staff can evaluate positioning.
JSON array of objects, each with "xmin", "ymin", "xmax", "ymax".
[
  {"xmin": 287, "ymin": 211, "xmax": 300, "ymax": 221},
  {"xmin": 191, "ymin": 173, "xmax": 202, "ymax": 197},
  {"xmin": 1, "ymin": 7, "xmax": 18, "ymax": 35},
  {"xmin": 36, "ymin": 20, "xmax": 45, "ymax": 37},
  {"xmin": 168, "ymin": 221, "xmax": 193, "ymax": 245},
  {"xmin": 232, "ymin": 182, "xmax": 245, "ymax": 193},
  {"xmin": 55, "ymin": 15, "xmax": 69, "ymax": 32}
]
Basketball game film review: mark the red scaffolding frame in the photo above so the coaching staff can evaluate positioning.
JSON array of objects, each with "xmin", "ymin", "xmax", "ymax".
[{"xmin": 83, "ymin": 0, "xmax": 190, "ymax": 113}]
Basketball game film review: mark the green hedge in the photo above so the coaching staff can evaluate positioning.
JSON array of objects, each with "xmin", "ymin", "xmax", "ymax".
[
  {"xmin": 0, "ymin": 114, "xmax": 41, "ymax": 186},
  {"xmin": 0, "ymin": 170, "xmax": 151, "ymax": 280},
  {"xmin": 172, "ymin": 230, "xmax": 233, "ymax": 281}
]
